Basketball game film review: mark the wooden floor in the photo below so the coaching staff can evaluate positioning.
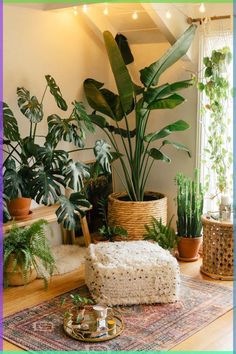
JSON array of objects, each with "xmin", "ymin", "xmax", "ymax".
[{"xmin": 3, "ymin": 258, "xmax": 233, "ymax": 352}]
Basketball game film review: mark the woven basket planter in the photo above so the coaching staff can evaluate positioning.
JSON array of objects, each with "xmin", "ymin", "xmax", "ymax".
[
  {"xmin": 108, "ymin": 191, "xmax": 167, "ymax": 240},
  {"xmin": 200, "ymin": 215, "xmax": 233, "ymax": 280}
]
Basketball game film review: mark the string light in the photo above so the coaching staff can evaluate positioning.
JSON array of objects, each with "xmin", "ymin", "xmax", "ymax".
[
  {"xmin": 132, "ymin": 11, "xmax": 138, "ymax": 20},
  {"xmin": 199, "ymin": 3, "xmax": 206, "ymax": 13},
  {"xmin": 82, "ymin": 4, "xmax": 88, "ymax": 13},
  {"xmin": 103, "ymin": 7, "xmax": 109, "ymax": 15},
  {"xmin": 165, "ymin": 11, "xmax": 172, "ymax": 19},
  {"xmin": 73, "ymin": 6, "xmax": 78, "ymax": 16}
]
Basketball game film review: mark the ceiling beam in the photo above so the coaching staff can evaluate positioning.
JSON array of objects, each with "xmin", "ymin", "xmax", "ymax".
[{"xmin": 141, "ymin": 3, "xmax": 198, "ymax": 64}]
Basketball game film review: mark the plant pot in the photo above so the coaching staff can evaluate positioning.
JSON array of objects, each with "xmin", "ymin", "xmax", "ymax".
[
  {"xmin": 5, "ymin": 254, "xmax": 37, "ymax": 286},
  {"xmin": 7, "ymin": 197, "xmax": 32, "ymax": 220},
  {"xmin": 177, "ymin": 236, "xmax": 202, "ymax": 262},
  {"xmin": 108, "ymin": 191, "xmax": 167, "ymax": 240},
  {"xmin": 92, "ymin": 233, "xmax": 110, "ymax": 244}
]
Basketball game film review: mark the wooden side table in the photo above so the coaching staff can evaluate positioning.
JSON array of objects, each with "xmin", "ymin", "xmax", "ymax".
[
  {"xmin": 201, "ymin": 215, "xmax": 233, "ymax": 280},
  {"xmin": 3, "ymin": 205, "xmax": 91, "ymax": 247}
]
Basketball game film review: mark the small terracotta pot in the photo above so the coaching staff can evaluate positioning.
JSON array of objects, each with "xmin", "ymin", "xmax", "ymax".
[
  {"xmin": 7, "ymin": 197, "xmax": 32, "ymax": 220},
  {"xmin": 177, "ymin": 236, "xmax": 202, "ymax": 262}
]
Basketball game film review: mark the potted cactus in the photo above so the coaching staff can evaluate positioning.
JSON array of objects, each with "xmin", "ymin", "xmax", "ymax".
[{"xmin": 175, "ymin": 169, "xmax": 204, "ymax": 261}]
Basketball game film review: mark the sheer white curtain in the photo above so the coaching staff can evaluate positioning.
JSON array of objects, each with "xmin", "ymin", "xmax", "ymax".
[{"xmin": 197, "ymin": 20, "xmax": 233, "ymax": 212}]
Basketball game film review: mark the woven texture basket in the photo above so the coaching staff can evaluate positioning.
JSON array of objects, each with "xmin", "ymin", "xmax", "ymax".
[
  {"xmin": 108, "ymin": 191, "xmax": 167, "ymax": 240},
  {"xmin": 201, "ymin": 216, "xmax": 233, "ymax": 280}
]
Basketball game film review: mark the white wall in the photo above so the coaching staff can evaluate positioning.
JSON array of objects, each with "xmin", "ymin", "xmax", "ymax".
[{"xmin": 3, "ymin": 5, "xmax": 110, "ymax": 243}]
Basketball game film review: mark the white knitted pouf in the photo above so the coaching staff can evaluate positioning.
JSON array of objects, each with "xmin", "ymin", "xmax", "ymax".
[{"xmin": 85, "ymin": 241, "xmax": 180, "ymax": 306}]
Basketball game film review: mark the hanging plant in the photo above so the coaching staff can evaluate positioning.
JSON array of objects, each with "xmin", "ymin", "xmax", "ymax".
[{"xmin": 198, "ymin": 47, "xmax": 233, "ymax": 198}]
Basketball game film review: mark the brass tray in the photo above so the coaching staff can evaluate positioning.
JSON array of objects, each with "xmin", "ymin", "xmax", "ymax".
[{"xmin": 63, "ymin": 309, "xmax": 124, "ymax": 342}]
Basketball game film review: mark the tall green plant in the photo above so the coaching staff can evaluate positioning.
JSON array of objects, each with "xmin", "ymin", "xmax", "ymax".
[
  {"xmin": 3, "ymin": 75, "xmax": 111, "ymax": 229},
  {"xmin": 84, "ymin": 25, "xmax": 197, "ymax": 201},
  {"xmin": 175, "ymin": 169, "xmax": 204, "ymax": 237},
  {"xmin": 198, "ymin": 47, "xmax": 233, "ymax": 197},
  {"xmin": 3, "ymin": 220, "xmax": 55, "ymax": 288}
]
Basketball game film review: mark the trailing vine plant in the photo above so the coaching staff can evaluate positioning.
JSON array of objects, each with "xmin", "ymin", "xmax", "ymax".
[{"xmin": 198, "ymin": 47, "xmax": 233, "ymax": 200}]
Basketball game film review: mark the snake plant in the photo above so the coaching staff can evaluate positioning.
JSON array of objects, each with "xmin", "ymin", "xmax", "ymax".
[
  {"xmin": 3, "ymin": 75, "xmax": 111, "ymax": 229},
  {"xmin": 175, "ymin": 169, "xmax": 204, "ymax": 237},
  {"xmin": 84, "ymin": 25, "xmax": 197, "ymax": 201}
]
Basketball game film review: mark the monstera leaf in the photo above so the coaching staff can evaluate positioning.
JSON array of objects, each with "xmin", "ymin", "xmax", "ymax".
[
  {"xmin": 56, "ymin": 193, "xmax": 91, "ymax": 230},
  {"xmin": 3, "ymin": 194, "xmax": 11, "ymax": 223},
  {"xmin": 63, "ymin": 160, "xmax": 90, "ymax": 192},
  {"xmin": 45, "ymin": 75, "xmax": 68, "ymax": 111},
  {"xmin": 140, "ymin": 25, "xmax": 197, "ymax": 87},
  {"xmin": 3, "ymin": 159, "xmax": 24, "ymax": 199},
  {"xmin": 46, "ymin": 114, "xmax": 84, "ymax": 148},
  {"xmin": 36, "ymin": 144, "xmax": 69, "ymax": 170},
  {"xmin": 30, "ymin": 167, "xmax": 64, "ymax": 205},
  {"xmin": 3, "ymin": 103, "xmax": 20, "ymax": 141},
  {"xmin": 72, "ymin": 101, "xmax": 95, "ymax": 133},
  {"xmin": 94, "ymin": 140, "xmax": 112, "ymax": 173},
  {"xmin": 17, "ymin": 87, "xmax": 43, "ymax": 123}
]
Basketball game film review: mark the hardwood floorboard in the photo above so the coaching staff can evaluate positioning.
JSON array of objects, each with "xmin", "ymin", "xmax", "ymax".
[{"xmin": 3, "ymin": 258, "xmax": 233, "ymax": 351}]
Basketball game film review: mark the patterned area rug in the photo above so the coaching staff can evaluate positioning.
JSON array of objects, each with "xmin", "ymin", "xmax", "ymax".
[{"xmin": 3, "ymin": 275, "xmax": 232, "ymax": 351}]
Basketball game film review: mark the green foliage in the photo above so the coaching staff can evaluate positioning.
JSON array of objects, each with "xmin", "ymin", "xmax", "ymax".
[
  {"xmin": 3, "ymin": 75, "xmax": 111, "ymax": 229},
  {"xmin": 97, "ymin": 198, "xmax": 127, "ymax": 241},
  {"xmin": 198, "ymin": 47, "xmax": 232, "ymax": 196},
  {"xmin": 84, "ymin": 26, "xmax": 196, "ymax": 201},
  {"xmin": 3, "ymin": 220, "xmax": 55, "ymax": 288},
  {"xmin": 144, "ymin": 216, "xmax": 177, "ymax": 251},
  {"xmin": 175, "ymin": 169, "xmax": 204, "ymax": 237}
]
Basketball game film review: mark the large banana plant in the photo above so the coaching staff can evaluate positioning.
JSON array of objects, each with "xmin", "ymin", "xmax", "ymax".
[
  {"xmin": 84, "ymin": 25, "xmax": 197, "ymax": 201},
  {"xmin": 3, "ymin": 75, "xmax": 111, "ymax": 229}
]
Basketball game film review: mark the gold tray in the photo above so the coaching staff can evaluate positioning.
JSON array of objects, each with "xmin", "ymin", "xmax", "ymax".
[{"xmin": 63, "ymin": 309, "xmax": 124, "ymax": 342}]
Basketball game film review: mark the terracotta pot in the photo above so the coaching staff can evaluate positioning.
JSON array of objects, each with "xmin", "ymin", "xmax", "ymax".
[
  {"xmin": 5, "ymin": 254, "xmax": 37, "ymax": 286},
  {"xmin": 177, "ymin": 236, "xmax": 203, "ymax": 262},
  {"xmin": 7, "ymin": 197, "xmax": 32, "ymax": 220},
  {"xmin": 108, "ymin": 191, "xmax": 167, "ymax": 240}
]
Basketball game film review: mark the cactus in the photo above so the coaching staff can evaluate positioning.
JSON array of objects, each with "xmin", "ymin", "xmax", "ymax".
[{"xmin": 175, "ymin": 169, "xmax": 204, "ymax": 237}]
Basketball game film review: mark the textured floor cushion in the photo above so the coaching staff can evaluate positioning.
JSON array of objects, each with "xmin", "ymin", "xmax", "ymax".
[{"xmin": 85, "ymin": 241, "xmax": 180, "ymax": 306}]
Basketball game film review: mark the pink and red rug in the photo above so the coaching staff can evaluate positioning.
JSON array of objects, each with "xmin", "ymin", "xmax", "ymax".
[{"xmin": 3, "ymin": 275, "xmax": 232, "ymax": 351}]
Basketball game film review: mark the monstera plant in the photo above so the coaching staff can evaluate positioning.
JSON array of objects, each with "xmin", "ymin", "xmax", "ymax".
[
  {"xmin": 3, "ymin": 75, "xmax": 111, "ymax": 229},
  {"xmin": 84, "ymin": 25, "xmax": 196, "ymax": 202},
  {"xmin": 83, "ymin": 25, "xmax": 197, "ymax": 239}
]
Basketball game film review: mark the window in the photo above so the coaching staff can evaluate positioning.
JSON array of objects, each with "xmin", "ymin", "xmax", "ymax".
[{"xmin": 197, "ymin": 27, "xmax": 233, "ymax": 213}]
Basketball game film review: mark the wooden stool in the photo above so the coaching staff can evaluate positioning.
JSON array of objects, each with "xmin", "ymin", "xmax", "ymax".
[{"xmin": 201, "ymin": 215, "xmax": 233, "ymax": 280}]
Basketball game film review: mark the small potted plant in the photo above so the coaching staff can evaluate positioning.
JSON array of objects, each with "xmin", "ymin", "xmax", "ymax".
[
  {"xmin": 61, "ymin": 294, "xmax": 94, "ymax": 325},
  {"xmin": 175, "ymin": 169, "xmax": 204, "ymax": 261},
  {"xmin": 144, "ymin": 216, "xmax": 177, "ymax": 254},
  {"xmin": 94, "ymin": 198, "xmax": 127, "ymax": 242},
  {"xmin": 3, "ymin": 219, "xmax": 55, "ymax": 287}
]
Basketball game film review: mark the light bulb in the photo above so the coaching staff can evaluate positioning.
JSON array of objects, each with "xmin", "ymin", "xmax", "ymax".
[
  {"xmin": 82, "ymin": 4, "xmax": 88, "ymax": 13},
  {"xmin": 73, "ymin": 6, "xmax": 78, "ymax": 16},
  {"xmin": 165, "ymin": 11, "xmax": 172, "ymax": 19},
  {"xmin": 132, "ymin": 11, "xmax": 138, "ymax": 20},
  {"xmin": 103, "ymin": 7, "xmax": 109, "ymax": 15},
  {"xmin": 199, "ymin": 3, "xmax": 206, "ymax": 13}
]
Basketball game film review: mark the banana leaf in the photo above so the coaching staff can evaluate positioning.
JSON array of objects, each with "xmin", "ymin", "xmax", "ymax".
[
  {"xmin": 103, "ymin": 31, "xmax": 134, "ymax": 114},
  {"xmin": 140, "ymin": 25, "xmax": 197, "ymax": 87},
  {"xmin": 161, "ymin": 140, "xmax": 191, "ymax": 157},
  {"xmin": 148, "ymin": 148, "xmax": 171, "ymax": 162},
  {"xmin": 145, "ymin": 120, "xmax": 190, "ymax": 142}
]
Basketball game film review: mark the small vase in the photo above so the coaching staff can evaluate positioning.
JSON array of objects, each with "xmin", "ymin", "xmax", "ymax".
[{"xmin": 177, "ymin": 236, "xmax": 202, "ymax": 262}]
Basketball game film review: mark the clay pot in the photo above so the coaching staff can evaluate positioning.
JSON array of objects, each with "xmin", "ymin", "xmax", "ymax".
[
  {"xmin": 5, "ymin": 254, "xmax": 37, "ymax": 286},
  {"xmin": 7, "ymin": 197, "xmax": 32, "ymax": 220},
  {"xmin": 177, "ymin": 236, "xmax": 202, "ymax": 262}
]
